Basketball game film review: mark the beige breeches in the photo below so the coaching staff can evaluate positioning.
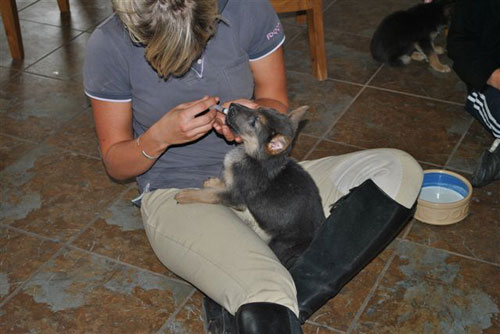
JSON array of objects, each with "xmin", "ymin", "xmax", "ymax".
[{"xmin": 140, "ymin": 148, "xmax": 423, "ymax": 316}]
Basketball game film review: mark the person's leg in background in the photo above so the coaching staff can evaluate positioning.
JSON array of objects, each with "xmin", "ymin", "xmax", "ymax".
[
  {"xmin": 292, "ymin": 148, "xmax": 423, "ymax": 322},
  {"xmin": 465, "ymin": 86, "xmax": 500, "ymax": 187},
  {"xmin": 140, "ymin": 188, "xmax": 302, "ymax": 334}
]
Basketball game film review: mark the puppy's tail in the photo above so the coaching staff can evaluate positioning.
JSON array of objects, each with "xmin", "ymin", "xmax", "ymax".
[{"xmin": 388, "ymin": 55, "xmax": 411, "ymax": 67}]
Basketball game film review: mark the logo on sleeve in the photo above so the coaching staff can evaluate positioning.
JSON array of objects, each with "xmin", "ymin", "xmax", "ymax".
[{"xmin": 266, "ymin": 22, "xmax": 282, "ymax": 40}]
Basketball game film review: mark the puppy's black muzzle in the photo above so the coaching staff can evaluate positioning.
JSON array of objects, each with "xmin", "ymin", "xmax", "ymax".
[{"xmin": 226, "ymin": 103, "xmax": 251, "ymax": 134}]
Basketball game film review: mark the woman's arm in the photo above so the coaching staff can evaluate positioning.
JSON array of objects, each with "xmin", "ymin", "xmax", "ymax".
[
  {"xmin": 91, "ymin": 95, "xmax": 218, "ymax": 181},
  {"xmin": 250, "ymin": 46, "xmax": 289, "ymax": 114}
]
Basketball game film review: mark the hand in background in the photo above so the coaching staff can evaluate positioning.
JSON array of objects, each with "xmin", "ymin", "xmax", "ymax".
[{"xmin": 487, "ymin": 69, "xmax": 500, "ymax": 91}]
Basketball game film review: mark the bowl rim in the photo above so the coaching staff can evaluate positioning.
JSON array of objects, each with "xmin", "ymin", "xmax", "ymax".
[{"xmin": 418, "ymin": 169, "xmax": 472, "ymax": 208}]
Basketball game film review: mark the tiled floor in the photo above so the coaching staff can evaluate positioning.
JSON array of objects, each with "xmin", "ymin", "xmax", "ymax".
[{"xmin": 1, "ymin": 0, "xmax": 498, "ymax": 333}]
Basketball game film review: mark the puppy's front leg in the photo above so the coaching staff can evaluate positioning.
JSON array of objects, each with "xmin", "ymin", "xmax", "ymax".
[
  {"xmin": 175, "ymin": 188, "xmax": 223, "ymax": 205},
  {"xmin": 430, "ymin": 32, "xmax": 445, "ymax": 55},
  {"xmin": 429, "ymin": 53, "xmax": 451, "ymax": 72},
  {"xmin": 175, "ymin": 187, "xmax": 247, "ymax": 211},
  {"xmin": 203, "ymin": 177, "xmax": 226, "ymax": 190}
]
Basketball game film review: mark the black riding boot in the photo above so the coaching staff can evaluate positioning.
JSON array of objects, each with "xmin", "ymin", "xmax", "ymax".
[
  {"xmin": 289, "ymin": 179, "xmax": 416, "ymax": 323},
  {"xmin": 236, "ymin": 302, "xmax": 302, "ymax": 334},
  {"xmin": 203, "ymin": 299, "xmax": 302, "ymax": 334}
]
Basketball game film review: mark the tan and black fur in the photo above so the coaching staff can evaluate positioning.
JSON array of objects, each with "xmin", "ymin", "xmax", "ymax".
[
  {"xmin": 175, "ymin": 103, "xmax": 325, "ymax": 268},
  {"xmin": 370, "ymin": 0, "xmax": 455, "ymax": 73}
]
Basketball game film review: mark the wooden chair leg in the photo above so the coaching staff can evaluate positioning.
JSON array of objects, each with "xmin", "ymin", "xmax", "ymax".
[
  {"xmin": 57, "ymin": 0, "xmax": 70, "ymax": 13},
  {"xmin": 306, "ymin": 0, "xmax": 327, "ymax": 80},
  {"xmin": 296, "ymin": 10, "xmax": 306, "ymax": 24},
  {"xmin": 1, "ymin": 0, "xmax": 24, "ymax": 59}
]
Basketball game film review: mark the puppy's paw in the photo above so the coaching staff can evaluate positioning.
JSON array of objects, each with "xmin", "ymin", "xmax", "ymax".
[
  {"xmin": 174, "ymin": 188, "xmax": 202, "ymax": 204},
  {"xmin": 411, "ymin": 51, "xmax": 427, "ymax": 62},
  {"xmin": 434, "ymin": 46, "xmax": 445, "ymax": 55},
  {"xmin": 203, "ymin": 177, "xmax": 225, "ymax": 189},
  {"xmin": 434, "ymin": 64, "xmax": 451, "ymax": 73}
]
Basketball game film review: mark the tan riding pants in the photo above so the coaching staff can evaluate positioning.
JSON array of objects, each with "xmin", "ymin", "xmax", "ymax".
[{"xmin": 140, "ymin": 148, "xmax": 423, "ymax": 317}]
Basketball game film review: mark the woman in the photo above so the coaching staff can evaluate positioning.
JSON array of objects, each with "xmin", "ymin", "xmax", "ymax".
[{"xmin": 84, "ymin": 1, "xmax": 423, "ymax": 333}]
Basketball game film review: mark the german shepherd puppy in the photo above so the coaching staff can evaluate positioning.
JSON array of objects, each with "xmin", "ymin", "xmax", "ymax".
[
  {"xmin": 370, "ymin": 0, "xmax": 455, "ymax": 72},
  {"xmin": 175, "ymin": 103, "xmax": 325, "ymax": 268}
]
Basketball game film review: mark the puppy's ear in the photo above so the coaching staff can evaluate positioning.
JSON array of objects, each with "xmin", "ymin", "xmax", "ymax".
[
  {"xmin": 266, "ymin": 134, "xmax": 291, "ymax": 155},
  {"xmin": 288, "ymin": 106, "xmax": 309, "ymax": 132}
]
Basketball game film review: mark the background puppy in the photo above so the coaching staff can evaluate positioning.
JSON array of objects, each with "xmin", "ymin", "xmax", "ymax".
[
  {"xmin": 370, "ymin": 0, "xmax": 455, "ymax": 72},
  {"xmin": 175, "ymin": 103, "xmax": 325, "ymax": 268}
]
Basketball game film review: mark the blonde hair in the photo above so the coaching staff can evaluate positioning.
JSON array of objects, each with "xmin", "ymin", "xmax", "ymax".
[{"xmin": 112, "ymin": 0, "xmax": 219, "ymax": 78}]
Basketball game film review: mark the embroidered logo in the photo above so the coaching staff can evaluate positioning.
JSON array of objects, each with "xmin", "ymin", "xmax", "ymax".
[{"xmin": 266, "ymin": 22, "xmax": 282, "ymax": 40}]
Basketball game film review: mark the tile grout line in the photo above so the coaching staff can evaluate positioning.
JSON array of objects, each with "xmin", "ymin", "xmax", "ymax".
[
  {"xmin": 399, "ymin": 218, "xmax": 416, "ymax": 240},
  {"xmin": 18, "ymin": 18, "xmax": 87, "ymax": 33},
  {"xmin": 363, "ymin": 84, "xmax": 465, "ymax": 107},
  {"xmin": 303, "ymin": 64, "xmax": 384, "ymax": 160},
  {"xmin": 0, "ymin": 132, "xmax": 41, "ymax": 146},
  {"xmin": 21, "ymin": 63, "xmax": 86, "ymax": 82},
  {"xmin": 23, "ymin": 30, "xmax": 87, "ymax": 72},
  {"xmin": 399, "ymin": 238, "xmax": 500, "ymax": 268},
  {"xmin": 155, "ymin": 289, "xmax": 198, "ymax": 334},
  {"xmin": 286, "ymin": 69, "xmax": 465, "ymax": 108},
  {"xmin": 324, "ymin": 0, "xmax": 341, "ymax": 12},
  {"xmin": 346, "ymin": 251, "xmax": 398, "ymax": 334},
  {"xmin": 443, "ymin": 118, "xmax": 475, "ymax": 167},
  {"xmin": 296, "ymin": 134, "xmax": 475, "ymax": 174},
  {"xmin": 0, "ymin": 224, "xmax": 61, "ymax": 244},
  {"xmin": 66, "ymin": 243, "xmax": 193, "ymax": 287},
  {"xmin": 304, "ymin": 319, "xmax": 347, "ymax": 333},
  {"xmin": 0, "ymin": 183, "xmax": 134, "ymax": 309}
]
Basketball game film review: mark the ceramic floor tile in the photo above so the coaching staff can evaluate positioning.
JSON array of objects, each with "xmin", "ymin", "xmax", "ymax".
[
  {"xmin": 285, "ymin": 29, "xmax": 380, "ymax": 84},
  {"xmin": 0, "ymin": 134, "xmax": 37, "ymax": 173},
  {"xmin": 323, "ymin": 0, "xmax": 416, "ymax": 38},
  {"xmin": 352, "ymin": 240, "xmax": 499, "ymax": 334},
  {"xmin": 16, "ymin": 0, "xmax": 39, "ymax": 11},
  {"xmin": 162, "ymin": 291, "xmax": 205, "ymax": 334},
  {"xmin": 281, "ymin": 21, "xmax": 306, "ymax": 47},
  {"xmin": 326, "ymin": 88, "xmax": 472, "ymax": 166},
  {"xmin": 306, "ymin": 138, "xmax": 363, "ymax": 160},
  {"xmin": 0, "ymin": 19, "xmax": 80, "ymax": 69},
  {"xmin": 0, "ymin": 144, "xmax": 125, "ymax": 241},
  {"xmin": 0, "ymin": 68, "xmax": 20, "ymax": 87},
  {"xmin": 72, "ymin": 187, "xmax": 175, "ymax": 277},
  {"xmin": 19, "ymin": 0, "xmax": 113, "ymax": 31},
  {"xmin": 291, "ymin": 133, "xmax": 320, "ymax": 161},
  {"xmin": 45, "ymin": 109, "xmax": 100, "ymax": 158},
  {"xmin": 407, "ymin": 177, "xmax": 500, "ymax": 265},
  {"xmin": 447, "ymin": 121, "xmax": 496, "ymax": 174},
  {"xmin": 308, "ymin": 245, "xmax": 395, "ymax": 332},
  {"xmin": 0, "ymin": 72, "xmax": 88, "ymax": 142},
  {"xmin": 370, "ymin": 60, "xmax": 468, "ymax": 104},
  {"xmin": 303, "ymin": 323, "xmax": 342, "ymax": 333},
  {"xmin": 0, "ymin": 248, "xmax": 194, "ymax": 334},
  {"xmin": 287, "ymin": 71, "xmax": 361, "ymax": 137},
  {"xmin": 26, "ymin": 32, "xmax": 90, "ymax": 81},
  {"xmin": 0, "ymin": 227, "xmax": 61, "ymax": 303}
]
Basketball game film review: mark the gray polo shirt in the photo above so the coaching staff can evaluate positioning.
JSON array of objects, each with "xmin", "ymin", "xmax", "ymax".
[{"xmin": 83, "ymin": 0, "xmax": 285, "ymax": 192}]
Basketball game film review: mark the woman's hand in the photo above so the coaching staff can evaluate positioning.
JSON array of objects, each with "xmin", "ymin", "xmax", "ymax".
[
  {"xmin": 91, "ymin": 95, "xmax": 219, "ymax": 181},
  {"xmin": 212, "ymin": 99, "xmax": 259, "ymax": 143},
  {"xmin": 149, "ymin": 96, "xmax": 219, "ymax": 149},
  {"xmin": 487, "ymin": 69, "xmax": 500, "ymax": 91}
]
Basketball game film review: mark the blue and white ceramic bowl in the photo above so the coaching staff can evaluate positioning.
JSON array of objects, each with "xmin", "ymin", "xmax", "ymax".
[{"xmin": 415, "ymin": 169, "xmax": 472, "ymax": 225}]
